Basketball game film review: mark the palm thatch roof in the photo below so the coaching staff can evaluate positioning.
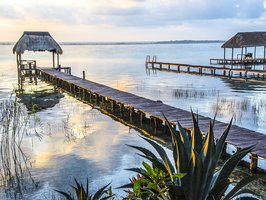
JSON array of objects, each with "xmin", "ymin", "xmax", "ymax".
[
  {"xmin": 13, "ymin": 31, "xmax": 63, "ymax": 54},
  {"xmin": 222, "ymin": 32, "xmax": 266, "ymax": 48}
]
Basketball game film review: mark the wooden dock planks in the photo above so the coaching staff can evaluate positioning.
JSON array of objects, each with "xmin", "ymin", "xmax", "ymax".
[
  {"xmin": 146, "ymin": 61, "xmax": 266, "ymax": 81},
  {"xmin": 38, "ymin": 68, "xmax": 266, "ymax": 161}
]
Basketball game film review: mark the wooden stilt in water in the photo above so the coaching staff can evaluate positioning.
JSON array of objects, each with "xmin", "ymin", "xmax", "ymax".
[
  {"xmin": 250, "ymin": 154, "xmax": 258, "ymax": 173},
  {"xmin": 83, "ymin": 71, "xmax": 85, "ymax": 80}
]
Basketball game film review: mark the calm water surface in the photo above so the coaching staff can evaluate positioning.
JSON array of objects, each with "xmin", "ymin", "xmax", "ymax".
[{"xmin": 1, "ymin": 43, "xmax": 266, "ymax": 199}]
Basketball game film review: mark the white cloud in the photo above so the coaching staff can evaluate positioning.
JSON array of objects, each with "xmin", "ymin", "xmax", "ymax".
[{"xmin": 0, "ymin": 0, "xmax": 265, "ymax": 41}]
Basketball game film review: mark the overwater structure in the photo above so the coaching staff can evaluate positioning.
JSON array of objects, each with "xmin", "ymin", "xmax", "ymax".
[
  {"xmin": 12, "ymin": 31, "xmax": 266, "ymax": 172},
  {"xmin": 13, "ymin": 31, "xmax": 63, "ymax": 91},
  {"xmin": 210, "ymin": 31, "xmax": 266, "ymax": 65}
]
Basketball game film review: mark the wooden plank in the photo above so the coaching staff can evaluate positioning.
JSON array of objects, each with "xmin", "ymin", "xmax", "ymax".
[{"xmin": 38, "ymin": 68, "xmax": 266, "ymax": 159}]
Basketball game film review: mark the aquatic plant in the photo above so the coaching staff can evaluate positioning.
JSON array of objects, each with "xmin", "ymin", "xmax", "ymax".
[
  {"xmin": 55, "ymin": 177, "xmax": 114, "ymax": 200},
  {"xmin": 0, "ymin": 98, "xmax": 40, "ymax": 198},
  {"xmin": 124, "ymin": 112, "xmax": 265, "ymax": 200}
]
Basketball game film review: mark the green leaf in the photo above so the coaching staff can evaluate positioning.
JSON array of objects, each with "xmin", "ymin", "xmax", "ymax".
[
  {"xmin": 168, "ymin": 120, "xmax": 189, "ymax": 175},
  {"xmin": 202, "ymin": 119, "xmax": 232, "ymax": 199},
  {"xmin": 54, "ymin": 190, "xmax": 73, "ymax": 200},
  {"xmin": 199, "ymin": 120, "xmax": 216, "ymax": 199},
  {"xmin": 142, "ymin": 162, "xmax": 154, "ymax": 177},
  {"xmin": 173, "ymin": 173, "xmax": 186, "ymax": 179},
  {"xmin": 127, "ymin": 145, "xmax": 167, "ymax": 173},
  {"xmin": 215, "ymin": 145, "xmax": 254, "ymax": 184},
  {"xmin": 125, "ymin": 167, "xmax": 153, "ymax": 182},
  {"xmin": 92, "ymin": 182, "xmax": 111, "ymax": 200},
  {"xmin": 208, "ymin": 178, "xmax": 231, "ymax": 200},
  {"xmin": 191, "ymin": 111, "xmax": 203, "ymax": 154},
  {"xmin": 223, "ymin": 174, "xmax": 266, "ymax": 200},
  {"xmin": 190, "ymin": 150, "xmax": 203, "ymax": 200},
  {"xmin": 141, "ymin": 136, "xmax": 175, "ymax": 181}
]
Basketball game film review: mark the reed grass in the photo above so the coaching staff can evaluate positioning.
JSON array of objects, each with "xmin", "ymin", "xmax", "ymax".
[{"xmin": 0, "ymin": 98, "xmax": 41, "ymax": 198}]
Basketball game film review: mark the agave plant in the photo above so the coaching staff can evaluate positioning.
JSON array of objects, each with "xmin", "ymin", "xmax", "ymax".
[
  {"xmin": 125, "ymin": 112, "xmax": 265, "ymax": 200},
  {"xmin": 55, "ymin": 177, "xmax": 114, "ymax": 200}
]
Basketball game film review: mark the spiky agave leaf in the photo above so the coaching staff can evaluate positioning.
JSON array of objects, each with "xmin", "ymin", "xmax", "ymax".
[
  {"xmin": 223, "ymin": 174, "xmax": 266, "ymax": 200},
  {"xmin": 140, "ymin": 136, "xmax": 175, "ymax": 181},
  {"xmin": 191, "ymin": 111, "xmax": 203, "ymax": 154},
  {"xmin": 214, "ymin": 145, "xmax": 254, "ymax": 186},
  {"xmin": 92, "ymin": 182, "xmax": 112, "ymax": 200},
  {"xmin": 199, "ymin": 120, "xmax": 216, "ymax": 199},
  {"xmin": 164, "ymin": 115, "xmax": 190, "ymax": 179},
  {"xmin": 54, "ymin": 190, "xmax": 73, "ymax": 200},
  {"xmin": 126, "ymin": 144, "xmax": 168, "ymax": 174},
  {"xmin": 201, "ymin": 119, "xmax": 233, "ymax": 199}
]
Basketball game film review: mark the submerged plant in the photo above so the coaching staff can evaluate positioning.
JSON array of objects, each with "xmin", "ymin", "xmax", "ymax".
[
  {"xmin": 55, "ymin": 177, "xmax": 114, "ymax": 200},
  {"xmin": 124, "ymin": 112, "xmax": 265, "ymax": 200}
]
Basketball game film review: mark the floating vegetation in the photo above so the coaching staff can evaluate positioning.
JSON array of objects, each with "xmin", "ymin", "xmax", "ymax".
[
  {"xmin": 0, "ymin": 98, "xmax": 41, "ymax": 198},
  {"xmin": 173, "ymin": 88, "xmax": 220, "ymax": 99}
]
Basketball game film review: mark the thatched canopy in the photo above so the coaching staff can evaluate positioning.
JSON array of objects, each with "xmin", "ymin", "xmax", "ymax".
[
  {"xmin": 222, "ymin": 32, "xmax": 266, "ymax": 48},
  {"xmin": 13, "ymin": 31, "xmax": 63, "ymax": 54}
]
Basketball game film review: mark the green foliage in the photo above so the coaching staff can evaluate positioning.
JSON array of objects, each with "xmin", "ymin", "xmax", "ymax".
[
  {"xmin": 55, "ymin": 177, "xmax": 114, "ymax": 200},
  {"xmin": 121, "ymin": 161, "xmax": 185, "ymax": 199},
  {"xmin": 125, "ymin": 112, "xmax": 265, "ymax": 200}
]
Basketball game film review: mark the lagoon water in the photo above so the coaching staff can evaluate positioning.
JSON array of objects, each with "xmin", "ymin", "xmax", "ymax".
[{"xmin": 1, "ymin": 42, "xmax": 266, "ymax": 199}]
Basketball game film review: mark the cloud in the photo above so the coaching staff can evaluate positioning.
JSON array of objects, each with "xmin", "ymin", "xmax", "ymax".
[
  {"xmin": 0, "ymin": 5, "xmax": 24, "ymax": 20},
  {"xmin": 73, "ymin": 0, "xmax": 265, "ymax": 27},
  {"xmin": 0, "ymin": 0, "xmax": 266, "ymax": 41}
]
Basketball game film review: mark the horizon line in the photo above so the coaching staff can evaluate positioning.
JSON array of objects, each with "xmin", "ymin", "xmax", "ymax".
[{"xmin": 0, "ymin": 40, "xmax": 224, "ymax": 45}]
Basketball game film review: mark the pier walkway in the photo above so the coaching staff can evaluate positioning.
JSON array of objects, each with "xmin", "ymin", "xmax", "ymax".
[
  {"xmin": 37, "ymin": 67, "xmax": 266, "ymax": 171},
  {"xmin": 146, "ymin": 57, "xmax": 266, "ymax": 81}
]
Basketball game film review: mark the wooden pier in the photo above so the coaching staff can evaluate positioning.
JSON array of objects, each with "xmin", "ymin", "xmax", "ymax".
[
  {"xmin": 210, "ymin": 58, "xmax": 266, "ymax": 65},
  {"xmin": 36, "ymin": 67, "xmax": 266, "ymax": 172},
  {"xmin": 146, "ymin": 56, "xmax": 266, "ymax": 81}
]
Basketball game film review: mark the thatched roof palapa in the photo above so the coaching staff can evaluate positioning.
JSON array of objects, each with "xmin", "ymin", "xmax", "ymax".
[
  {"xmin": 222, "ymin": 32, "xmax": 266, "ymax": 48},
  {"xmin": 13, "ymin": 31, "xmax": 63, "ymax": 54}
]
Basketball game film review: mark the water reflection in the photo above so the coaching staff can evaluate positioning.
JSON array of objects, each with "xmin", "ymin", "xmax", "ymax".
[
  {"xmin": 1, "ymin": 43, "xmax": 266, "ymax": 199},
  {"xmin": 0, "ymin": 99, "xmax": 40, "ymax": 199}
]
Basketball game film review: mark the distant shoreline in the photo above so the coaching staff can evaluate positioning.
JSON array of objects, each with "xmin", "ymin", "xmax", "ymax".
[{"xmin": 0, "ymin": 40, "xmax": 224, "ymax": 46}]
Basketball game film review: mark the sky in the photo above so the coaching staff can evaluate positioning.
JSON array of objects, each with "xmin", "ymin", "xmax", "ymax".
[{"xmin": 0, "ymin": 0, "xmax": 266, "ymax": 42}]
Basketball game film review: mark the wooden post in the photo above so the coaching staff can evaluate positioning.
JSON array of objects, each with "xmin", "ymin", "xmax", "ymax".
[
  {"xmin": 82, "ymin": 71, "xmax": 85, "ymax": 80},
  {"xmin": 53, "ymin": 52, "xmax": 55, "ymax": 68},
  {"xmin": 130, "ymin": 108, "xmax": 133, "ymax": 123},
  {"xmin": 264, "ymin": 46, "xmax": 266, "ymax": 59},
  {"xmin": 250, "ymin": 154, "xmax": 258, "ymax": 173},
  {"xmin": 57, "ymin": 53, "xmax": 60, "ymax": 67},
  {"xmin": 241, "ymin": 47, "xmax": 243, "ymax": 61},
  {"xmin": 223, "ymin": 48, "xmax": 226, "ymax": 61},
  {"xmin": 231, "ymin": 48, "xmax": 234, "ymax": 60},
  {"xmin": 110, "ymin": 100, "xmax": 114, "ymax": 112},
  {"xmin": 254, "ymin": 46, "xmax": 257, "ymax": 59}
]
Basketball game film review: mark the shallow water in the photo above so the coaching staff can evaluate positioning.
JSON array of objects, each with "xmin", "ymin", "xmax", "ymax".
[{"xmin": 1, "ymin": 43, "xmax": 266, "ymax": 199}]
